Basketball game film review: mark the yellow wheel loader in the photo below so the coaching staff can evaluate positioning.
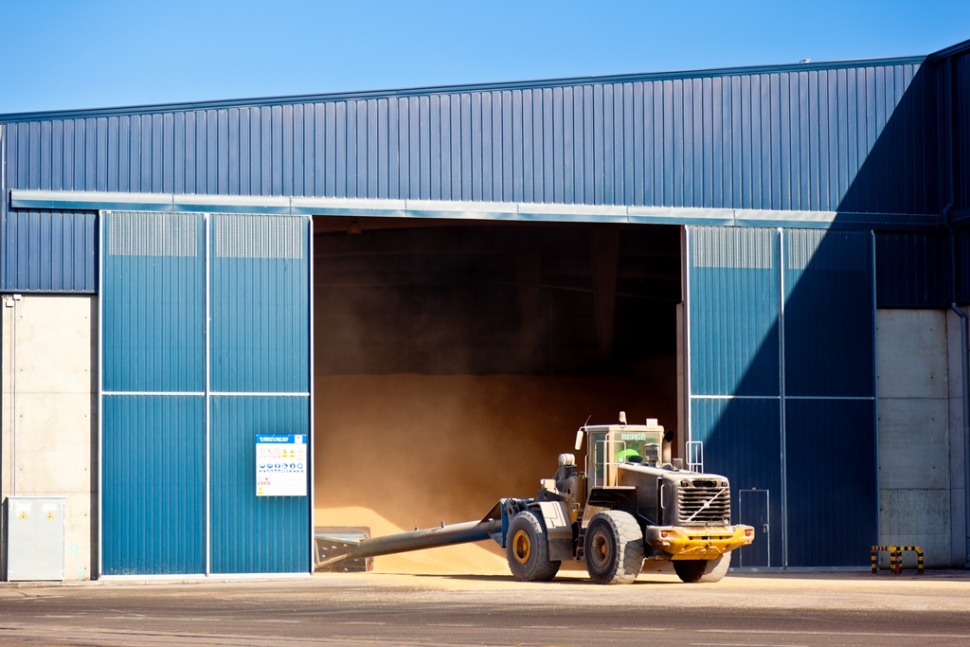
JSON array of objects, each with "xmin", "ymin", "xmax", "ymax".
[{"xmin": 317, "ymin": 413, "xmax": 754, "ymax": 584}]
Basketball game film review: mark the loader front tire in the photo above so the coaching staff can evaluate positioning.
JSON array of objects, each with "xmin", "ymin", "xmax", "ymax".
[
  {"xmin": 584, "ymin": 511, "xmax": 644, "ymax": 584},
  {"xmin": 673, "ymin": 551, "xmax": 732, "ymax": 583},
  {"xmin": 507, "ymin": 511, "xmax": 561, "ymax": 582}
]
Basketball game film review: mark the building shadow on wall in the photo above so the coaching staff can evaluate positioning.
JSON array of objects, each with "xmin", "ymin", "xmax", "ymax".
[{"xmin": 697, "ymin": 62, "xmax": 939, "ymax": 568}]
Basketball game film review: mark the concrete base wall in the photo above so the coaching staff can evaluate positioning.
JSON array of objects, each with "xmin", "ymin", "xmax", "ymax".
[
  {"xmin": 1, "ymin": 295, "xmax": 97, "ymax": 581},
  {"xmin": 876, "ymin": 309, "xmax": 963, "ymax": 568},
  {"xmin": 947, "ymin": 308, "xmax": 970, "ymax": 568}
]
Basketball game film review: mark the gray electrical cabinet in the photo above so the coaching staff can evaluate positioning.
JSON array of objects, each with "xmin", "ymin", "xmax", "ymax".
[{"xmin": 5, "ymin": 496, "xmax": 65, "ymax": 581}]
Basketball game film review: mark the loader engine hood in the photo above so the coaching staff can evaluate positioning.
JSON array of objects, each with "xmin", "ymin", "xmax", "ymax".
[{"xmin": 618, "ymin": 464, "xmax": 732, "ymax": 526}]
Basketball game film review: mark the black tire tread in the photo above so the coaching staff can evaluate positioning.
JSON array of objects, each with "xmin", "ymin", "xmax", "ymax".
[
  {"xmin": 673, "ymin": 551, "xmax": 731, "ymax": 583},
  {"xmin": 506, "ymin": 511, "xmax": 561, "ymax": 582},
  {"xmin": 584, "ymin": 511, "xmax": 644, "ymax": 584}
]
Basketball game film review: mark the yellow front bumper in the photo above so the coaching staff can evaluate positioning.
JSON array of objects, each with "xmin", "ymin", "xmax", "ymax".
[{"xmin": 643, "ymin": 525, "xmax": 755, "ymax": 560}]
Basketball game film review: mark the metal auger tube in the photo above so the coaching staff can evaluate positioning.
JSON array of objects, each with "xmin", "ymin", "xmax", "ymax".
[{"xmin": 316, "ymin": 518, "xmax": 504, "ymax": 569}]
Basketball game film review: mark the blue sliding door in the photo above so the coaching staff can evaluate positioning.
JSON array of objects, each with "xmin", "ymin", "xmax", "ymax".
[
  {"xmin": 100, "ymin": 211, "xmax": 311, "ymax": 576},
  {"xmin": 687, "ymin": 226, "xmax": 875, "ymax": 567}
]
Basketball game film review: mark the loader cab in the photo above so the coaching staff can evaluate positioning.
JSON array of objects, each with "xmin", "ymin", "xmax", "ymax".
[{"xmin": 576, "ymin": 413, "xmax": 667, "ymax": 488}]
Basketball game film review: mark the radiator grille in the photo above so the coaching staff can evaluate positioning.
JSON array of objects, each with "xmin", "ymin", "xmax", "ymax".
[{"xmin": 676, "ymin": 484, "xmax": 731, "ymax": 525}]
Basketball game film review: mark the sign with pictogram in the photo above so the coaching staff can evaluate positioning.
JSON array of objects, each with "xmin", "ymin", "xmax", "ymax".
[{"xmin": 256, "ymin": 434, "xmax": 308, "ymax": 497}]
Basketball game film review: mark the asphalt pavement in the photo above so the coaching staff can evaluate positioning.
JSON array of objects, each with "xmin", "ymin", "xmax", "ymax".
[{"xmin": 1, "ymin": 569, "xmax": 969, "ymax": 646}]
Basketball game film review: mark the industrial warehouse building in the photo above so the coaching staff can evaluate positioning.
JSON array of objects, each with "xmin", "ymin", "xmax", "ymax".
[{"xmin": 2, "ymin": 37, "xmax": 969, "ymax": 579}]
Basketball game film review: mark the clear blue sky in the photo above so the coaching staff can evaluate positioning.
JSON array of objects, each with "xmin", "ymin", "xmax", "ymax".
[{"xmin": 2, "ymin": 0, "xmax": 967, "ymax": 115}]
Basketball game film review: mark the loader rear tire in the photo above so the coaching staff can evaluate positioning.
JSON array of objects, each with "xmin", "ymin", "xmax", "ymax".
[
  {"xmin": 507, "ymin": 511, "xmax": 561, "ymax": 582},
  {"xmin": 584, "ymin": 511, "xmax": 644, "ymax": 584},
  {"xmin": 673, "ymin": 551, "xmax": 732, "ymax": 583}
]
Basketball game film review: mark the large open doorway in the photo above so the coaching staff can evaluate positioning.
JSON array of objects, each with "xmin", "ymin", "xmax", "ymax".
[{"xmin": 310, "ymin": 215, "xmax": 682, "ymax": 568}]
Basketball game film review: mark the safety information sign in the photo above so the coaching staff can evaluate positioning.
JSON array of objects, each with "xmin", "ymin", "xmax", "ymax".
[{"xmin": 256, "ymin": 434, "xmax": 307, "ymax": 497}]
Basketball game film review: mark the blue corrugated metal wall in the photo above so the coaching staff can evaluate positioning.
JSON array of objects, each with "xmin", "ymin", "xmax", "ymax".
[
  {"xmin": 0, "ymin": 209, "xmax": 97, "ymax": 292},
  {"xmin": 948, "ymin": 46, "xmax": 970, "ymax": 302},
  {"xmin": 688, "ymin": 226, "xmax": 875, "ymax": 567},
  {"xmin": 958, "ymin": 230, "xmax": 970, "ymax": 304},
  {"xmin": 953, "ymin": 49, "xmax": 970, "ymax": 221},
  {"xmin": 875, "ymin": 232, "xmax": 949, "ymax": 308},
  {"xmin": 0, "ymin": 62, "xmax": 932, "ymax": 212},
  {"xmin": 101, "ymin": 211, "xmax": 310, "ymax": 576}
]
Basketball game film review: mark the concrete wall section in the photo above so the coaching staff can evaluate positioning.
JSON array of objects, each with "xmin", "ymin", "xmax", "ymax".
[
  {"xmin": 947, "ymin": 308, "xmax": 969, "ymax": 568},
  {"xmin": 876, "ymin": 309, "xmax": 952, "ymax": 567},
  {"xmin": 1, "ymin": 295, "xmax": 97, "ymax": 581}
]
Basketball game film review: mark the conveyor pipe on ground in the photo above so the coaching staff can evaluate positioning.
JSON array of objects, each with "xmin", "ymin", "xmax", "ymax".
[{"xmin": 316, "ymin": 518, "xmax": 504, "ymax": 569}]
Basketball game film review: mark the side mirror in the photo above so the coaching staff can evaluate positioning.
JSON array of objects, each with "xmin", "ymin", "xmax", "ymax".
[{"xmin": 575, "ymin": 430, "xmax": 584, "ymax": 451}]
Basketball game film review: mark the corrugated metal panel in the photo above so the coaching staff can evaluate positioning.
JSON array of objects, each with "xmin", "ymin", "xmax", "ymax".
[
  {"xmin": 948, "ymin": 49, "xmax": 970, "ymax": 305},
  {"xmin": 783, "ymin": 229, "xmax": 874, "ymax": 397},
  {"xmin": 1, "ymin": 209, "xmax": 96, "ymax": 292},
  {"xmin": 102, "ymin": 211, "xmax": 205, "ymax": 392},
  {"xmin": 954, "ymin": 50, "xmax": 970, "ymax": 218},
  {"xmin": 691, "ymin": 398, "xmax": 782, "ymax": 567},
  {"xmin": 785, "ymin": 398, "xmax": 876, "ymax": 566},
  {"xmin": 688, "ymin": 226, "xmax": 780, "ymax": 396},
  {"xmin": 957, "ymin": 229, "xmax": 970, "ymax": 304},
  {"xmin": 875, "ymin": 232, "xmax": 949, "ymax": 308},
  {"xmin": 1, "ymin": 62, "xmax": 936, "ymax": 214},
  {"xmin": 209, "ymin": 395, "xmax": 310, "ymax": 573},
  {"xmin": 209, "ymin": 214, "xmax": 310, "ymax": 393},
  {"xmin": 101, "ymin": 395, "xmax": 205, "ymax": 575},
  {"xmin": 834, "ymin": 64, "xmax": 941, "ymax": 216}
]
